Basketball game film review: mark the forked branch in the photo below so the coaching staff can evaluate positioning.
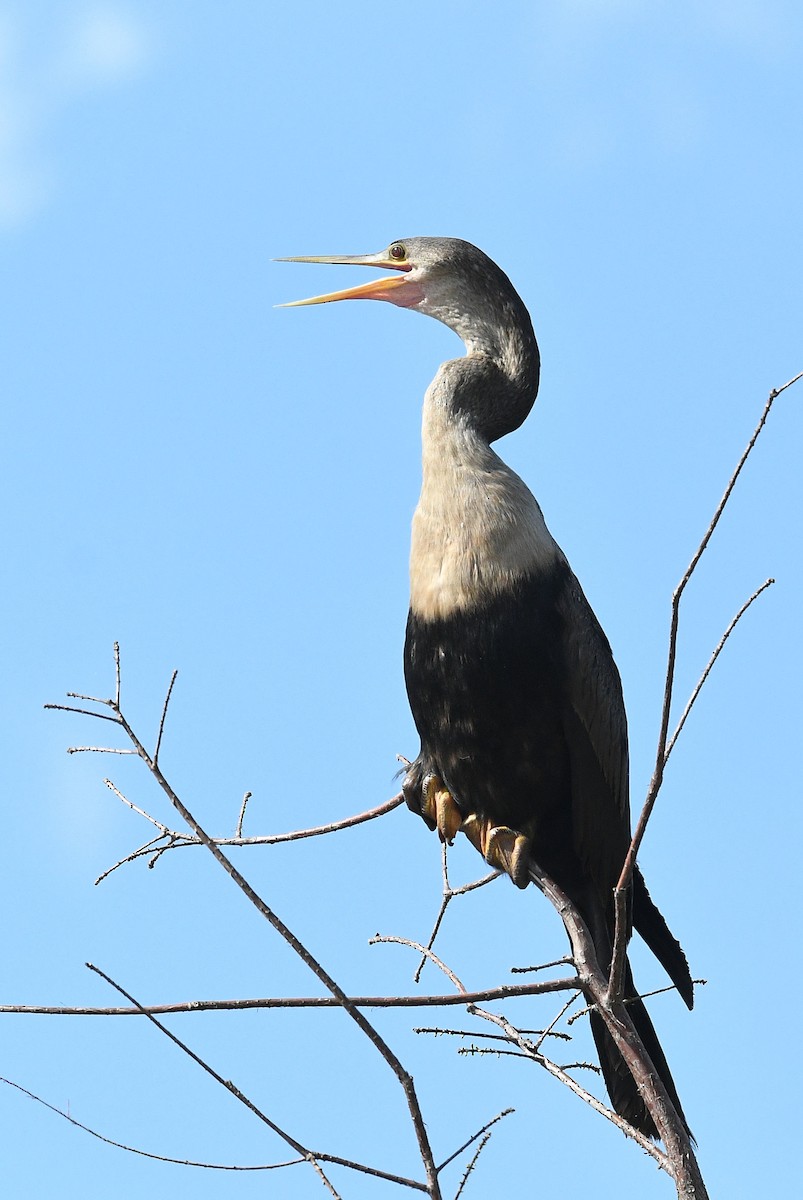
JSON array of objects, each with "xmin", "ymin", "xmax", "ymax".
[
  {"xmin": 527, "ymin": 863, "xmax": 707, "ymax": 1199},
  {"xmin": 609, "ymin": 373, "xmax": 800, "ymax": 999},
  {"xmin": 43, "ymin": 647, "xmax": 521, "ymax": 1198},
  {"xmin": 626, "ymin": 371, "xmax": 800, "ymax": 884}
]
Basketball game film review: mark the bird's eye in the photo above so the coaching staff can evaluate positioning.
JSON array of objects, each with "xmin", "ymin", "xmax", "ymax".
[{"xmin": 389, "ymin": 242, "xmax": 407, "ymax": 261}]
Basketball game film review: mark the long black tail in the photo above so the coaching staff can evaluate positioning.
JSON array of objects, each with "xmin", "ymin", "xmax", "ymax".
[
  {"xmin": 574, "ymin": 883, "xmax": 692, "ymax": 1140},
  {"xmin": 633, "ymin": 866, "xmax": 694, "ymax": 1010},
  {"xmin": 589, "ymin": 958, "xmax": 691, "ymax": 1139}
]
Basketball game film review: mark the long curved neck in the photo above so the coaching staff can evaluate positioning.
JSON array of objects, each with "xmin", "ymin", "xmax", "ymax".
[
  {"xmin": 411, "ymin": 367, "xmax": 557, "ymax": 622},
  {"xmin": 409, "ymin": 277, "xmax": 550, "ymax": 621},
  {"xmin": 429, "ymin": 296, "xmax": 540, "ymax": 445}
]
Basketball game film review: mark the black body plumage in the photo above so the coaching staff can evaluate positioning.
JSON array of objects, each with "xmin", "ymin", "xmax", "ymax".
[
  {"xmin": 405, "ymin": 567, "xmax": 580, "ymax": 871},
  {"xmin": 404, "ymin": 559, "xmax": 692, "ymax": 1138}
]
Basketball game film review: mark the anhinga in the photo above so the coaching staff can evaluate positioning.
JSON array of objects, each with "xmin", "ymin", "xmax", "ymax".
[{"xmin": 281, "ymin": 237, "xmax": 693, "ymax": 1139}]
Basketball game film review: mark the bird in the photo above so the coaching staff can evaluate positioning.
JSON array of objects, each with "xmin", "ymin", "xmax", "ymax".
[{"xmin": 279, "ymin": 237, "xmax": 693, "ymax": 1139}]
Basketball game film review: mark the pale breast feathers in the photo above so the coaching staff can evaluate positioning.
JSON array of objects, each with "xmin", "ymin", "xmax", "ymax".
[{"xmin": 410, "ymin": 417, "xmax": 558, "ymax": 621}]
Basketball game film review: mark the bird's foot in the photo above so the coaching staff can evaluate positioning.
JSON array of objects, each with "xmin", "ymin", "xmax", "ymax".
[
  {"xmin": 461, "ymin": 814, "xmax": 532, "ymax": 889},
  {"xmin": 402, "ymin": 764, "xmax": 531, "ymax": 888},
  {"xmin": 421, "ymin": 774, "xmax": 464, "ymax": 845}
]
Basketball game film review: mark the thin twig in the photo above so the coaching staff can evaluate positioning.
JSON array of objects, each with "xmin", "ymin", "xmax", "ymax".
[
  {"xmin": 85, "ymin": 965, "xmax": 341, "ymax": 1197},
  {"xmin": 459, "ymin": 1045, "xmax": 581, "ymax": 1065},
  {"xmin": 510, "ymin": 957, "xmax": 573, "ymax": 975},
  {"xmin": 154, "ymin": 670, "xmax": 178, "ymax": 767},
  {"xmin": 0, "ymin": 1076, "xmax": 303, "ymax": 1171},
  {"xmin": 235, "ymin": 791, "xmax": 252, "ymax": 839},
  {"xmin": 607, "ymin": 884, "xmax": 629, "ymax": 1006},
  {"xmin": 665, "ymin": 578, "xmax": 774, "ymax": 762},
  {"xmin": 114, "ymin": 640, "xmax": 121, "ymax": 708},
  {"xmin": 67, "ymin": 746, "xmax": 137, "ymax": 755},
  {"xmin": 438, "ymin": 1107, "xmax": 513, "ymax": 1175},
  {"xmin": 94, "ymin": 836, "xmax": 173, "ymax": 885},
  {"xmin": 534, "ymin": 989, "xmax": 583, "ymax": 1054},
  {"xmin": 453, "ymin": 1133, "xmax": 491, "ymax": 1200},
  {"xmin": 371, "ymin": 935, "xmax": 469, "ymax": 995},
  {"xmin": 413, "ymin": 1028, "xmax": 571, "ymax": 1043},
  {"xmin": 414, "ymin": 843, "xmax": 452, "ymax": 983},
  {"xmin": 459, "ymin": 1045, "xmax": 532, "ymax": 1061},
  {"xmin": 44, "ymin": 703, "xmax": 122, "ymax": 724},
  {"xmin": 570, "ymin": 978, "xmax": 708, "ymax": 1025},
  {"xmin": 414, "ymin": 845, "xmax": 501, "ymax": 983},
  {"xmin": 105, "ymin": 780, "xmax": 171, "ymax": 833}
]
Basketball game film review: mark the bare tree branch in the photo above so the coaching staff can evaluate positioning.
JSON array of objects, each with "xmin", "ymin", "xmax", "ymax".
[
  {"xmin": 664, "ymin": 577, "xmax": 774, "ymax": 762},
  {"xmin": 153, "ymin": 668, "xmax": 177, "ymax": 767},
  {"xmin": 442, "ymin": 1108, "xmax": 513, "ymax": 1199},
  {"xmin": 371, "ymin": 935, "xmax": 469, "ymax": 994},
  {"xmin": 235, "ymin": 790, "xmax": 252, "ymax": 838},
  {"xmin": 84, "ymin": 964, "xmax": 335, "ymax": 1188},
  {"xmin": 608, "ymin": 373, "xmax": 801, "ymax": 1006},
  {"xmin": 533, "ymin": 988, "xmax": 583, "ymax": 1054},
  {"xmin": 413, "ymin": 1027, "xmax": 571, "ymax": 1044},
  {"xmin": 413, "ymin": 842, "xmax": 501, "ymax": 983},
  {"xmin": 44, "ymin": 703, "xmax": 122, "ymax": 724},
  {"xmin": 527, "ymin": 861, "xmax": 708, "ymax": 1198},
  {"xmin": 0, "ymin": 975, "xmax": 582, "ymax": 1018},
  {"xmin": 510, "ymin": 956, "xmax": 573, "ymax": 975},
  {"xmin": 0, "ymin": 1076, "xmax": 305, "ymax": 1172},
  {"xmin": 569, "ymin": 979, "xmax": 708, "ymax": 1025},
  {"xmin": 49, "ymin": 652, "xmax": 444, "ymax": 1199},
  {"xmin": 88, "ymin": 786, "xmax": 407, "ymax": 884},
  {"xmin": 453, "ymin": 1132, "xmax": 492, "ymax": 1200},
  {"xmin": 85, "ymin": 963, "xmax": 435, "ymax": 1196},
  {"xmin": 624, "ymin": 372, "xmax": 800, "ymax": 887},
  {"xmin": 437, "ymin": 1108, "xmax": 513, "ymax": 1175},
  {"xmin": 469, "ymin": 1001, "xmax": 666, "ymax": 1163}
]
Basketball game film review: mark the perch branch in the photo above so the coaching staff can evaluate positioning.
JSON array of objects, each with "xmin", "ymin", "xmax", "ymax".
[
  {"xmin": 89, "ymin": 788, "xmax": 407, "ymax": 883},
  {"xmin": 527, "ymin": 861, "xmax": 708, "ymax": 1198}
]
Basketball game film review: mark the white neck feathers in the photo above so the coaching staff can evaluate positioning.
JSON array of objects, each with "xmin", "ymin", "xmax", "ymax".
[{"xmin": 409, "ymin": 377, "xmax": 558, "ymax": 621}]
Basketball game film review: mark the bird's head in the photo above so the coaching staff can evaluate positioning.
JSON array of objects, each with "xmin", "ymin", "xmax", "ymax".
[
  {"xmin": 279, "ymin": 238, "xmax": 528, "ymax": 349},
  {"xmin": 278, "ymin": 237, "xmax": 540, "ymax": 439}
]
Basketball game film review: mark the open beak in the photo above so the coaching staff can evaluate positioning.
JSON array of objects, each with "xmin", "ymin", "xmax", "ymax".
[{"xmin": 276, "ymin": 251, "xmax": 422, "ymax": 309}]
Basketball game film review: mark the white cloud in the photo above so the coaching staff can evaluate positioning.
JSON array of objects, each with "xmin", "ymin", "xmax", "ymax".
[
  {"xmin": 61, "ymin": 5, "xmax": 151, "ymax": 87},
  {"xmin": 0, "ymin": 4, "xmax": 153, "ymax": 229}
]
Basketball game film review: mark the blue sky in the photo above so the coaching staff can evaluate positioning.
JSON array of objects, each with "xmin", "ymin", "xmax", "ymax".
[{"xmin": 2, "ymin": 2, "xmax": 801, "ymax": 1197}]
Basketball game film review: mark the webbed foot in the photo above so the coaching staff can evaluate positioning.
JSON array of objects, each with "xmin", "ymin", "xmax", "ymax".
[
  {"xmin": 402, "ymin": 763, "xmax": 464, "ymax": 843},
  {"xmin": 421, "ymin": 774, "xmax": 463, "ymax": 845},
  {"xmin": 402, "ymin": 761, "xmax": 531, "ymax": 888},
  {"xmin": 461, "ymin": 814, "xmax": 532, "ymax": 889}
]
